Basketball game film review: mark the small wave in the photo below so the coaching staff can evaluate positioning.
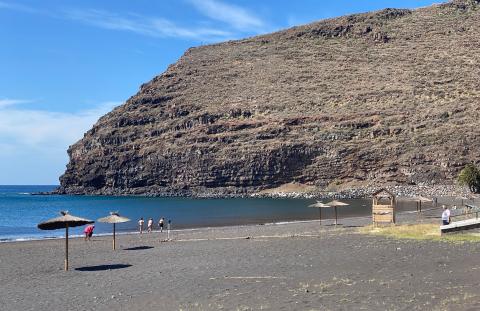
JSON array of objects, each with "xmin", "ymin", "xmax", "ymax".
[
  {"xmin": 0, "ymin": 236, "xmax": 57, "ymax": 243},
  {"xmin": 0, "ymin": 232, "xmax": 133, "ymax": 243},
  {"xmin": 0, "ymin": 234, "xmax": 83, "ymax": 243}
]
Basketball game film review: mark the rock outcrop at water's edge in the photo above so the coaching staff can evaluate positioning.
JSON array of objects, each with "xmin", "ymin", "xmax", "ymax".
[{"xmin": 58, "ymin": 1, "xmax": 480, "ymax": 196}]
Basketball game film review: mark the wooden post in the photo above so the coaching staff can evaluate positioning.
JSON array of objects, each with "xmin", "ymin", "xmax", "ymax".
[
  {"xmin": 393, "ymin": 198, "xmax": 396, "ymax": 224},
  {"xmin": 334, "ymin": 207, "xmax": 338, "ymax": 226},
  {"xmin": 319, "ymin": 208, "xmax": 322, "ymax": 226},
  {"xmin": 113, "ymin": 223, "xmax": 116, "ymax": 250},
  {"xmin": 392, "ymin": 198, "xmax": 397, "ymax": 223},
  {"xmin": 65, "ymin": 224, "xmax": 69, "ymax": 271}
]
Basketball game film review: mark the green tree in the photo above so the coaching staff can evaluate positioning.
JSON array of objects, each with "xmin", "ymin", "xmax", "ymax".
[{"xmin": 458, "ymin": 163, "xmax": 480, "ymax": 193}]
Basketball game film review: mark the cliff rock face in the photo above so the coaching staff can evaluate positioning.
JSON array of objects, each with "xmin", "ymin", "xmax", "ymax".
[{"xmin": 59, "ymin": 1, "xmax": 480, "ymax": 195}]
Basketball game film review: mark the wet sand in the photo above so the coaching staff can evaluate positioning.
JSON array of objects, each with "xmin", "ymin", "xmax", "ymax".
[{"xmin": 1, "ymin": 214, "xmax": 480, "ymax": 311}]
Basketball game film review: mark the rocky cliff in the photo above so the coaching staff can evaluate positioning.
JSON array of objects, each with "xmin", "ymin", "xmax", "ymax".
[{"xmin": 58, "ymin": 0, "xmax": 480, "ymax": 196}]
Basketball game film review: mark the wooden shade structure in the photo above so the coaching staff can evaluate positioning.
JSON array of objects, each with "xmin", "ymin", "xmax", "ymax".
[
  {"xmin": 308, "ymin": 202, "xmax": 331, "ymax": 225},
  {"xmin": 324, "ymin": 200, "xmax": 349, "ymax": 226},
  {"xmin": 97, "ymin": 212, "xmax": 130, "ymax": 250},
  {"xmin": 372, "ymin": 189, "xmax": 396, "ymax": 225},
  {"xmin": 37, "ymin": 211, "xmax": 94, "ymax": 271}
]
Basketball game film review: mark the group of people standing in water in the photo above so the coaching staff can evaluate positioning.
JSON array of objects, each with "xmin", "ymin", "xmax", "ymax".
[{"xmin": 138, "ymin": 217, "xmax": 172, "ymax": 236}]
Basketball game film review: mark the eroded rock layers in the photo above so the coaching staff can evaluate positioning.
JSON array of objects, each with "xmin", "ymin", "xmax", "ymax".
[{"xmin": 59, "ymin": 1, "xmax": 480, "ymax": 195}]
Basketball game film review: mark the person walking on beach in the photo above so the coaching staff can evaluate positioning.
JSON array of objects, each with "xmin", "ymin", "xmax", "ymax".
[
  {"xmin": 442, "ymin": 205, "xmax": 451, "ymax": 225},
  {"xmin": 147, "ymin": 218, "xmax": 154, "ymax": 233},
  {"xmin": 138, "ymin": 217, "xmax": 145, "ymax": 234},
  {"xmin": 158, "ymin": 217, "xmax": 164, "ymax": 232},
  {"xmin": 84, "ymin": 224, "xmax": 95, "ymax": 241}
]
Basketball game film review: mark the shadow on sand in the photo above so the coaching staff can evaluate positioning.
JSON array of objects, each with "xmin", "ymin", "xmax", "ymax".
[
  {"xmin": 75, "ymin": 264, "xmax": 132, "ymax": 272},
  {"xmin": 123, "ymin": 246, "xmax": 154, "ymax": 251}
]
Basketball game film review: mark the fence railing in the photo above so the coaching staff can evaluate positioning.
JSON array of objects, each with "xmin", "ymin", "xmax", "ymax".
[{"xmin": 450, "ymin": 210, "xmax": 480, "ymax": 221}]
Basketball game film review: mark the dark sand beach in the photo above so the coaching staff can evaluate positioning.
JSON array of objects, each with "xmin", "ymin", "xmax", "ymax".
[{"xmin": 1, "ymin": 213, "xmax": 480, "ymax": 311}]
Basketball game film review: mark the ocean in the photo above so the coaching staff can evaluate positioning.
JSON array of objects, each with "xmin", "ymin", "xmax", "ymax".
[{"xmin": 0, "ymin": 185, "xmax": 416, "ymax": 241}]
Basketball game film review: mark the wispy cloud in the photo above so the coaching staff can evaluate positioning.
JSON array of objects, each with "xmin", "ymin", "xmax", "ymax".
[
  {"xmin": 188, "ymin": 0, "xmax": 265, "ymax": 32},
  {"xmin": 64, "ymin": 9, "xmax": 233, "ymax": 41},
  {"xmin": 0, "ymin": 101, "xmax": 121, "ymax": 184},
  {"xmin": 0, "ymin": 101, "xmax": 119, "ymax": 149},
  {"xmin": 0, "ymin": 1, "xmax": 42, "ymax": 14},
  {"xmin": 0, "ymin": 0, "xmax": 269, "ymax": 42},
  {"xmin": 0, "ymin": 0, "xmax": 240, "ymax": 42},
  {"xmin": 0, "ymin": 98, "xmax": 34, "ymax": 108}
]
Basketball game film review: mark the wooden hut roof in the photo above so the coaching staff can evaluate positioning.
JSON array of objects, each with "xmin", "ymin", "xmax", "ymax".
[{"xmin": 372, "ymin": 188, "xmax": 395, "ymax": 198}]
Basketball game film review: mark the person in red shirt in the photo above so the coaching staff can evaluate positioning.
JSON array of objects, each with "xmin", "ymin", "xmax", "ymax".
[{"xmin": 84, "ymin": 224, "xmax": 95, "ymax": 241}]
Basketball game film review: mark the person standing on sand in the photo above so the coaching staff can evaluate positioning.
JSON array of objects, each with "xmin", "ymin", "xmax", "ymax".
[
  {"xmin": 158, "ymin": 217, "xmax": 164, "ymax": 232},
  {"xmin": 147, "ymin": 218, "xmax": 153, "ymax": 233},
  {"xmin": 84, "ymin": 224, "xmax": 94, "ymax": 241},
  {"xmin": 138, "ymin": 217, "xmax": 144, "ymax": 234},
  {"xmin": 442, "ymin": 205, "xmax": 451, "ymax": 225}
]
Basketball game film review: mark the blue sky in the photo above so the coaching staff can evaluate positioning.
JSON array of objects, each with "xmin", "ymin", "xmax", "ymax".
[{"xmin": 1, "ymin": 0, "xmax": 442, "ymax": 184}]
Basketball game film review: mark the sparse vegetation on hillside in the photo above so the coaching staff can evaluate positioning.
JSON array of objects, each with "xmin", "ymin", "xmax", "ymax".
[
  {"xmin": 59, "ymin": 1, "xmax": 480, "ymax": 196},
  {"xmin": 458, "ymin": 164, "xmax": 480, "ymax": 193}
]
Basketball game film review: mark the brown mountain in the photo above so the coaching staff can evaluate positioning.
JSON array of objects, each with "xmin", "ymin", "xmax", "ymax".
[{"xmin": 58, "ymin": 0, "xmax": 480, "ymax": 196}]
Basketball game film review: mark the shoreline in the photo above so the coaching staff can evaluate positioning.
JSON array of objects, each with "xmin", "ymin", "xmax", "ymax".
[
  {"xmin": 0, "ymin": 216, "xmax": 368, "ymax": 244},
  {"xmin": 2, "ymin": 192, "xmax": 465, "ymax": 243},
  {"xmin": 0, "ymin": 206, "xmax": 444, "ymax": 244}
]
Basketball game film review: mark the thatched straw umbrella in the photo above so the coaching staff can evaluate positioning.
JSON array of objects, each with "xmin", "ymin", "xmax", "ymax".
[
  {"xmin": 37, "ymin": 211, "xmax": 94, "ymax": 271},
  {"xmin": 324, "ymin": 200, "xmax": 350, "ymax": 226},
  {"xmin": 308, "ymin": 202, "xmax": 331, "ymax": 225},
  {"xmin": 97, "ymin": 212, "xmax": 130, "ymax": 250}
]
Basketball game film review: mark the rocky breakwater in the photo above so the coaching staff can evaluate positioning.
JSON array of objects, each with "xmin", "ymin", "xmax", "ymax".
[{"xmin": 58, "ymin": 1, "xmax": 480, "ymax": 196}]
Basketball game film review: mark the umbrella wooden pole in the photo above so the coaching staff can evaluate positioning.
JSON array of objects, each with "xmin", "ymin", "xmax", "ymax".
[
  {"xmin": 334, "ymin": 207, "xmax": 338, "ymax": 226},
  {"xmin": 113, "ymin": 223, "xmax": 116, "ymax": 250},
  {"xmin": 65, "ymin": 224, "xmax": 69, "ymax": 271},
  {"xmin": 319, "ymin": 208, "xmax": 322, "ymax": 226}
]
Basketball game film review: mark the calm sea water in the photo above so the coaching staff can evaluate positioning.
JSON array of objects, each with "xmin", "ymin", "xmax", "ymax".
[{"xmin": 0, "ymin": 185, "xmax": 417, "ymax": 241}]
